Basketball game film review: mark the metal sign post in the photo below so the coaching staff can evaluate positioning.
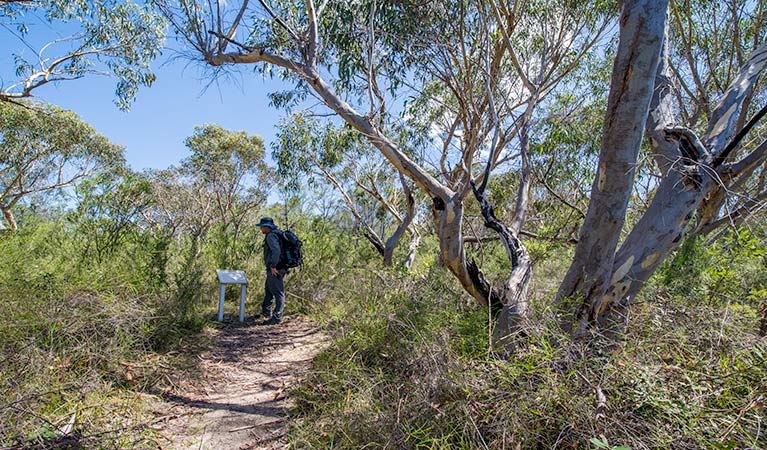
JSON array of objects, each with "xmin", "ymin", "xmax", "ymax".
[{"xmin": 216, "ymin": 270, "xmax": 248, "ymax": 322}]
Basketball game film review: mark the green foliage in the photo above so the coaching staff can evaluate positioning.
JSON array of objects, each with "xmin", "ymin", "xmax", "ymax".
[
  {"xmin": 180, "ymin": 124, "xmax": 271, "ymax": 268},
  {"xmin": 0, "ymin": 220, "xmax": 174, "ymax": 448},
  {"xmin": 272, "ymin": 112, "xmax": 365, "ymax": 192},
  {"xmin": 184, "ymin": 124, "xmax": 267, "ymax": 186},
  {"xmin": 660, "ymin": 230, "xmax": 767, "ymax": 322},
  {"xmin": 0, "ymin": 101, "xmax": 125, "ymax": 229},
  {"xmin": 1, "ymin": 0, "xmax": 166, "ymax": 108},
  {"xmin": 0, "ymin": 124, "xmax": 273, "ymax": 446},
  {"xmin": 287, "ymin": 228, "xmax": 766, "ymax": 448},
  {"xmin": 71, "ymin": 172, "xmax": 154, "ymax": 263}
]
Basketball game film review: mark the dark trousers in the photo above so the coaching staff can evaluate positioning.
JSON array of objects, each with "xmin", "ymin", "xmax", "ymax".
[{"xmin": 261, "ymin": 271, "xmax": 285, "ymax": 320}]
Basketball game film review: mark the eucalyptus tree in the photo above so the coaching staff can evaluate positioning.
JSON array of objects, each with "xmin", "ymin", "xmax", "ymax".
[
  {"xmin": 557, "ymin": 0, "xmax": 767, "ymax": 339},
  {"xmin": 403, "ymin": 0, "xmax": 612, "ymax": 330},
  {"xmin": 665, "ymin": 0, "xmax": 767, "ymax": 238},
  {"xmin": 0, "ymin": 0, "xmax": 165, "ymax": 108},
  {"xmin": 153, "ymin": 0, "xmax": 767, "ymax": 344},
  {"xmin": 153, "ymin": 0, "xmax": 611, "ymax": 337},
  {"xmin": 0, "ymin": 100, "xmax": 123, "ymax": 230},
  {"xmin": 273, "ymin": 112, "xmax": 419, "ymax": 267},
  {"xmin": 141, "ymin": 168, "xmax": 216, "ymax": 242},
  {"xmin": 181, "ymin": 124, "xmax": 271, "ymax": 267},
  {"xmin": 73, "ymin": 171, "xmax": 154, "ymax": 262}
]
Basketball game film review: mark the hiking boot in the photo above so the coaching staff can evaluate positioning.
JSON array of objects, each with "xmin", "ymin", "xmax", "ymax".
[
  {"xmin": 262, "ymin": 316, "xmax": 281, "ymax": 325},
  {"xmin": 258, "ymin": 311, "xmax": 271, "ymax": 319}
]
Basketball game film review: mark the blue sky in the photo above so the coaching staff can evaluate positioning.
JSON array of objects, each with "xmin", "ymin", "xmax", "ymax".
[{"xmin": 1, "ymin": 31, "xmax": 292, "ymax": 171}]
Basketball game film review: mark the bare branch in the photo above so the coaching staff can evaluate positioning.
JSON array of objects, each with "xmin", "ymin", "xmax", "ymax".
[
  {"xmin": 723, "ymin": 137, "xmax": 767, "ymax": 180},
  {"xmin": 223, "ymin": 0, "xmax": 250, "ymax": 52},
  {"xmin": 712, "ymin": 103, "xmax": 767, "ymax": 168},
  {"xmin": 256, "ymin": 0, "xmax": 301, "ymax": 44}
]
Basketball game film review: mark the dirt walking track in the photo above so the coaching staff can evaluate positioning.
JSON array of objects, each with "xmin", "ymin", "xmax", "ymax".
[{"xmin": 151, "ymin": 316, "xmax": 328, "ymax": 450}]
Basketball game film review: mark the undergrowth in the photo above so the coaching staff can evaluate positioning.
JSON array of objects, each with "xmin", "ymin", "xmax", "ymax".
[
  {"xmin": 289, "ymin": 234, "xmax": 766, "ymax": 449},
  {"xmin": 0, "ymin": 221, "xmax": 213, "ymax": 449},
  {"xmin": 2, "ymin": 212, "xmax": 765, "ymax": 449}
]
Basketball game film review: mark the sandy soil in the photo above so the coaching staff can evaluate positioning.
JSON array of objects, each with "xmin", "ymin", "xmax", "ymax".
[{"xmin": 150, "ymin": 315, "xmax": 328, "ymax": 450}]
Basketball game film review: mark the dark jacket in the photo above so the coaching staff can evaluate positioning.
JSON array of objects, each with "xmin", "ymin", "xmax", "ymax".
[{"xmin": 263, "ymin": 228, "xmax": 282, "ymax": 270}]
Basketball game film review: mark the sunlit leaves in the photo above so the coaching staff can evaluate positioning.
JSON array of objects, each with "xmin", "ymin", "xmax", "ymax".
[
  {"xmin": 183, "ymin": 123, "xmax": 269, "ymax": 198},
  {"xmin": 272, "ymin": 113, "xmax": 363, "ymax": 192},
  {"xmin": 1, "ymin": 0, "xmax": 166, "ymax": 109},
  {"xmin": 0, "ymin": 101, "xmax": 124, "ymax": 225}
]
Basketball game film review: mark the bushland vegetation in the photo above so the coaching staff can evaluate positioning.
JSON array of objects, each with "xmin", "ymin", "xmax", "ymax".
[{"xmin": 2, "ymin": 0, "xmax": 767, "ymax": 448}]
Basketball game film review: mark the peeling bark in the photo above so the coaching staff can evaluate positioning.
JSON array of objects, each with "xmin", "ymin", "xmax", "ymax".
[
  {"xmin": 557, "ymin": 0, "xmax": 669, "ymax": 337},
  {"xmin": 592, "ymin": 171, "xmax": 702, "ymax": 338},
  {"xmin": 693, "ymin": 41, "xmax": 767, "ymax": 233},
  {"xmin": 592, "ymin": 32, "xmax": 767, "ymax": 341},
  {"xmin": 479, "ymin": 121, "xmax": 534, "ymax": 345}
]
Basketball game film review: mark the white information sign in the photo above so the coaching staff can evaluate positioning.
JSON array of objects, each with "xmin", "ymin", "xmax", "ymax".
[
  {"xmin": 215, "ymin": 270, "xmax": 249, "ymax": 322},
  {"xmin": 217, "ymin": 270, "xmax": 248, "ymax": 284}
]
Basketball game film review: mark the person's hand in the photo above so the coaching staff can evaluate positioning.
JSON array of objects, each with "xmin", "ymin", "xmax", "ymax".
[{"xmin": 270, "ymin": 267, "xmax": 279, "ymax": 276}]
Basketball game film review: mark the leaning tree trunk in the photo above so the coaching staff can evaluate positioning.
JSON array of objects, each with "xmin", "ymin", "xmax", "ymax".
[
  {"xmin": 383, "ymin": 174, "xmax": 417, "ymax": 267},
  {"xmin": 556, "ymin": 0, "xmax": 669, "ymax": 337},
  {"xmin": 471, "ymin": 119, "xmax": 534, "ymax": 347}
]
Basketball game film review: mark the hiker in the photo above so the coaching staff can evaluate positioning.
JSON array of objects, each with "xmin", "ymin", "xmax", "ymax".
[{"xmin": 257, "ymin": 217, "xmax": 285, "ymax": 325}]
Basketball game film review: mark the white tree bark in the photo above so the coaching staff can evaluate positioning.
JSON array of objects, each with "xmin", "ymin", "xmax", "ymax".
[{"xmin": 1, "ymin": 205, "xmax": 17, "ymax": 231}]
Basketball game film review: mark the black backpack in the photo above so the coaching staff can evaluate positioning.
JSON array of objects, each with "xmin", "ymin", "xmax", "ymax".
[{"xmin": 278, "ymin": 230, "xmax": 304, "ymax": 269}]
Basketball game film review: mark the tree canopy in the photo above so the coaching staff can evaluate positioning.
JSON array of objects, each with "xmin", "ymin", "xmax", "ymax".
[
  {"xmin": 0, "ymin": 100, "xmax": 124, "ymax": 229},
  {"xmin": 0, "ymin": 0, "xmax": 166, "ymax": 108}
]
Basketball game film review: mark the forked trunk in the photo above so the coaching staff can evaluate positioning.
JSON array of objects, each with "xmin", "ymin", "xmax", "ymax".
[{"xmin": 581, "ymin": 28, "xmax": 767, "ymax": 340}]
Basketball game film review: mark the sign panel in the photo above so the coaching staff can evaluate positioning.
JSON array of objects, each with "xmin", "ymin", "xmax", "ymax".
[{"xmin": 216, "ymin": 270, "xmax": 248, "ymax": 285}]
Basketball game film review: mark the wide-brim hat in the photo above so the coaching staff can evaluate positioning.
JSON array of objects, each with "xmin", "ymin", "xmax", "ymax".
[{"xmin": 256, "ymin": 217, "xmax": 276, "ymax": 228}]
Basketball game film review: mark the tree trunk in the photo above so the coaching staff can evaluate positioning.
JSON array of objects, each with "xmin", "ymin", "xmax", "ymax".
[
  {"xmin": 585, "ymin": 31, "xmax": 767, "ymax": 340},
  {"xmin": 473, "ymin": 120, "xmax": 534, "ymax": 347},
  {"xmin": 401, "ymin": 233, "xmax": 420, "ymax": 269},
  {"xmin": 383, "ymin": 174, "xmax": 417, "ymax": 267},
  {"xmin": 589, "ymin": 172, "xmax": 702, "ymax": 337},
  {"xmin": 557, "ymin": 0, "xmax": 669, "ymax": 337},
  {"xmin": 692, "ymin": 42, "xmax": 767, "ymax": 234},
  {"xmin": 435, "ymin": 198, "xmax": 490, "ymax": 307},
  {"xmin": 2, "ymin": 205, "xmax": 17, "ymax": 231},
  {"xmin": 472, "ymin": 184, "xmax": 532, "ymax": 346}
]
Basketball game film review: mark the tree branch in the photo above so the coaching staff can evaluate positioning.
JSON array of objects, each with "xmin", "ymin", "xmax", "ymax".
[
  {"xmin": 305, "ymin": 0, "xmax": 319, "ymax": 68},
  {"xmin": 712, "ymin": 103, "xmax": 767, "ymax": 168},
  {"xmin": 256, "ymin": 0, "xmax": 301, "ymax": 44},
  {"xmin": 704, "ymin": 40, "xmax": 767, "ymax": 153}
]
